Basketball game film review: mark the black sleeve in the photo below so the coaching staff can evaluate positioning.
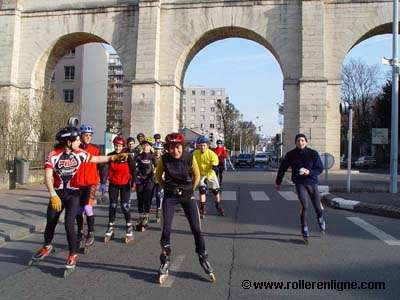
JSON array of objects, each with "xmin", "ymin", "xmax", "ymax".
[
  {"xmin": 129, "ymin": 155, "xmax": 137, "ymax": 183},
  {"xmin": 99, "ymin": 161, "xmax": 109, "ymax": 184},
  {"xmin": 275, "ymin": 152, "xmax": 291, "ymax": 185},
  {"xmin": 212, "ymin": 165, "xmax": 219, "ymax": 174}
]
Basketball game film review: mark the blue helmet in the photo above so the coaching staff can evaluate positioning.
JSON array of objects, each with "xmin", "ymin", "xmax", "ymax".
[
  {"xmin": 80, "ymin": 124, "xmax": 94, "ymax": 134},
  {"xmin": 197, "ymin": 135, "xmax": 209, "ymax": 144},
  {"xmin": 153, "ymin": 142, "xmax": 164, "ymax": 150}
]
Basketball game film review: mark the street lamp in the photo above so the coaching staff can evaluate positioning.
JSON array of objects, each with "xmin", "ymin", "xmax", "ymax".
[{"xmin": 340, "ymin": 101, "xmax": 353, "ymax": 193}]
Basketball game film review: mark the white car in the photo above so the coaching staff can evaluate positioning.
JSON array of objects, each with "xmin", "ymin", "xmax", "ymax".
[{"xmin": 254, "ymin": 153, "xmax": 268, "ymax": 164}]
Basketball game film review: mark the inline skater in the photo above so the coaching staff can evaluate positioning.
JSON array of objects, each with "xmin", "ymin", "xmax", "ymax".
[
  {"xmin": 134, "ymin": 133, "xmax": 145, "ymax": 155},
  {"xmin": 153, "ymin": 133, "xmax": 162, "ymax": 144},
  {"xmin": 127, "ymin": 137, "xmax": 136, "ymax": 155},
  {"xmin": 75, "ymin": 124, "xmax": 101, "ymax": 254},
  {"xmin": 29, "ymin": 127, "xmax": 127, "ymax": 277},
  {"xmin": 212, "ymin": 140, "xmax": 228, "ymax": 185},
  {"xmin": 193, "ymin": 136, "xmax": 224, "ymax": 218},
  {"xmin": 152, "ymin": 141, "xmax": 164, "ymax": 223},
  {"xmin": 155, "ymin": 133, "xmax": 216, "ymax": 284},
  {"xmin": 275, "ymin": 133, "xmax": 325, "ymax": 244},
  {"xmin": 103, "ymin": 135, "xmax": 136, "ymax": 244},
  {"xmin": 134, "ymin": 137, "xmax": 157, "ymax": 231}
]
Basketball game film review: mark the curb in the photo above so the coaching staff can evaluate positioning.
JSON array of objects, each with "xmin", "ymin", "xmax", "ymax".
[
  {"xmin": 321, "ymin": 193, "xmax": 400, "ymax": 220},
  {"xmin": 0, "ymin": 214, "xmax": 65, "ymax": 246}
]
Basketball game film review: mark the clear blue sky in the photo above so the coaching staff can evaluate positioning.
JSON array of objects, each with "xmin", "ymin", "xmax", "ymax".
[
  {"xmin": 184, "ymin": 34, "xmax": 393, "ymax": 137},
  {"xmin": 104, "ymin": 34, "xmax": 393, "ymax": 137}
]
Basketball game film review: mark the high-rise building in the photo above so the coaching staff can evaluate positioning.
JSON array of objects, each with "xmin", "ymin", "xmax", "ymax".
[
  {"xmin": 106, "ymin": 54, "xmax": 124, "ymax": 133},
  {"xmin": 51, "ymin": 43, "xmax": 123, "ymax": 144},
  {"xmin": 182, "ymin": 86, "xmax": 228, "ymax": 141}
]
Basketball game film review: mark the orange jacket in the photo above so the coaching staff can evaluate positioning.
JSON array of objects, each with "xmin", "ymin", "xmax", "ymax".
[
  {"xmin": 213, "ymin": 146, "xmax": 228, "ymax": 165},
  {"xmin": 76, "ymin": 144, "xmax": 100, "ymax": 186}
]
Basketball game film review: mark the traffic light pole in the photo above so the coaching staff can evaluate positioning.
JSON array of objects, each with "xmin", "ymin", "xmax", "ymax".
[
  {"xmin": 347, "ymin": 107, "xmax": 353, "ymax": 193},
  {"xmin": 390, "ymin": 0, "xmax": 399, "ymax": 193}
]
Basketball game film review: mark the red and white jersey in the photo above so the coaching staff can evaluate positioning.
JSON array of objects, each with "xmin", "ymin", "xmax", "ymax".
[{"xmin": 44, "ymin": 148, "xmax": 91, "ymax": 190}]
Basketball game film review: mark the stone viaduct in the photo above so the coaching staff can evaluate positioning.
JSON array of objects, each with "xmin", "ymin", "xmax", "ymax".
[{"xmin": 0, "ymin": 0, "xmax": 394, "ymax": 165}]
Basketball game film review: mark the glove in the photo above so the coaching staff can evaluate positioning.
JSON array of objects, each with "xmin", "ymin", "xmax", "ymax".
[
  {"xmin": 110, "ymin": 153, "xmax": 129, "ymax": 162},
  {"xmin": 50, "ymin": 194, "xmax": 62, "ymax": 212},
  {"xmin": 99, "ymin": 183, "xmax": 107, "ymax": 194}
]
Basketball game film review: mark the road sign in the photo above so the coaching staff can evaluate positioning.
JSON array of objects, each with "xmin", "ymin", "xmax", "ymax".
[
  {"xmin": 320, "ymin": 153, "xmax": 335, "ymax": 170},
  {"xmin": 372, "ymin": 128, "xmax": 388, "ymax": 144}
]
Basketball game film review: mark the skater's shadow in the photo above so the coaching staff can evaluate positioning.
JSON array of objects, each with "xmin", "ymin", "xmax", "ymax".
[{"xmin": 173, "ymin": 270, "xmax": 210, "ymax": 283}]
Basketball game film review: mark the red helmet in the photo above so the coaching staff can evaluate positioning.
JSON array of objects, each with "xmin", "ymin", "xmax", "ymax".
[
  {"xmin": 165, "ymin": 133, "xmax": 185, "ymax": 146},
  {"xmin": 113, "ymin": 135, "xmax": 126, "ymax": 146}
]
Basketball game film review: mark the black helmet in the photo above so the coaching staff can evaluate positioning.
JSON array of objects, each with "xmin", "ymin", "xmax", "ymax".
[
  {"xmin": 216, "ymin": 139, "xmax": 223, "ymax": 145},
  {"xmin": 136, "ymin": 133, "xmax": 145, "ymax": 139},
  {"xmin": 153, "ymin": 133, "xmax": 161, "ymax": 140},
  {"xmin": 127, "ymin": 136, "xmax": 135, "ymax": 143},
  {"xmin": 56, "ymin": 127, "xmax": 80, "ymax": 142}
]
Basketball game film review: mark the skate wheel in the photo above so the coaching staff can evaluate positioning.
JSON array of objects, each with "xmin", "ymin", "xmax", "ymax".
[
  {"xmin": 209, "ymin": 273, "xmax": 216, "ymax": 283},
  {"xmin": 158, "ymin": 274, "xmax": 168, "ymax": 285},
  {"xmin": 303, "ymin": 238, "xmax": 309, "ymax": 245},
  {"xmin": 63, "ymin": 267, "xmax": 75, "ymax": 278},
  {"xmin": 125, "ymin": 237, "xmax": 134, "ymax": 244},
  {"xmin": 28, "ymin": 260, "xmax": 34, "ymax": 266}
]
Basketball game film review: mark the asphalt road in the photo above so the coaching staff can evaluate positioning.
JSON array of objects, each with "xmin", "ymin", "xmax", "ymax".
[{"xmin": 0, "ymin": 166, "xmax": 399, "ymax": 299}]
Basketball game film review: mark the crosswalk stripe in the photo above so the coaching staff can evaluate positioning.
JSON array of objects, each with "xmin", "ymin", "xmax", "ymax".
[
  {"xmin": 347, "ymin": 217, "xmax": 400, "ymax": 246},
  {"xmin": 278, "ymin": 191, "xmax": 298, "ymax": 201},
  {"xmin": 250, "ymin": 191, "xmax": 270, "ymax": 201},
  {"xmin": 161, "ymin": 254, "xmax": 186, "ymax": 287},
  {"xmin": 221, "ymin": 190, "xmax": 237, "ymax": 201}
]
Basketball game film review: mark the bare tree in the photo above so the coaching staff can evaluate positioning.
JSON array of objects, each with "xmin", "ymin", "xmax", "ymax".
[
  {"xmin": 216, "ymin": 100, "xmax": 240, "ymax": 149},
  {"xmin": 341, "ymin": 58, "xmax": 382, "ymax": 155}
]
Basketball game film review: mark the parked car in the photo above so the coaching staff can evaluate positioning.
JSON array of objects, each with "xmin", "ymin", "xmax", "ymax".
[
  {"xmin": 354, "ymin": 156, "xmax": 376, "ymax": 168},
  {"xmin": 340, "ymin": 156, "xmax": 358, "ymax": 167},
  {"xmin": 235, "ymin": 154, "xmax": 255, "ymax": 168},
  {"xmin": 254, "ymin": 153, "xmax": 268, "ymax": 165}
]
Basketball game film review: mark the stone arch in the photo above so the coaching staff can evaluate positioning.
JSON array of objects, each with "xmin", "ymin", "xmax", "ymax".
[
  {"xmin": 175, "ymin": 26, "xmax": 285, "ymax": 89},
  {"xmin": 31, "ymin": 32, "xmax": 114, "ymax": 91}
]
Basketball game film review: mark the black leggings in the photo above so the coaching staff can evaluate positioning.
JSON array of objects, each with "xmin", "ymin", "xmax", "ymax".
[
  {"xmin": 161, "ymin": 195, "xmax": 205, "ymax": 255},
  {"xmin": 44, "ymin": 189, "xmax": 80, "ymax": 255},
  {"xmin": 108, "ymin": 183, "xmax": 131, "ymax": 224},
  {"xmin": 217, "ymin": 164, "xmax": 224, "ymax": 185},
  {"xmin": 152, "ymin": 183, "xmax": 163, "ymax": 209},
  {"xmin": 76, "ymin": 186, "xmax": 96, "ymax": 233},
  {"xmin": 295, "ymin": 184, "xmax": 323, "ymax": 229},
  {"xmin": 137, "ymin": 180, "xmax": 155, "ymax": 214}
]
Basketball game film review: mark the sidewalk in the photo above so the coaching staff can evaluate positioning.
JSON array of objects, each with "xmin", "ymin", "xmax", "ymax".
[{"xmin": 0, "ymin": 183, "xmax": 51, "ymax": 245}]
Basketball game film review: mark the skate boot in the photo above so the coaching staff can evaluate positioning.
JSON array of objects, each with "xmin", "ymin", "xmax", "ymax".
[
  {"xmin": 84, "ymin": 232, "xmax": 95, "ymax": 254},
  {"xmin": 216, "ymin": 206, "xmax": 225, "ymax": 217},
  {"xmin": 104, "ymin": 223, "xmax": 114, "ymax": 243},
  {"xmin": 198, "ymin": 253, "xmax": 216, "ymax": 282},
  {"xmin": 155, "ymin": 209, "xmax": 161, "ymax": 224},
  {"xmin": 125, "ymin": 223, "xmax": 134, "ymax": 244},
  {"xmin": 142, "ymin": 214, "xmax": 149, "ymax": 230},
  {"xmin": 158, "ymin": 247, "xmax": 171, "ymax": 285},
  {"xmin": 318, "ymin": 217, "xmax": 326, "ymax": 233},
  {"xmin": 76, "ymin": 230, "xmax": 84, "ymax": 252},
  {"xmin": 64, "ymin": 254, "xmax": 77, "ymax": 278},
  {"xmin": 302, "ymin": 226, "xmax": 310, "ymax": 245},
  {"xmin": 136, "ymin": 216, "xmax": 144, "ymax": 232},
  {"xmin": 28, "ymin": 245, "xmax": 54, "ymax": 266}
]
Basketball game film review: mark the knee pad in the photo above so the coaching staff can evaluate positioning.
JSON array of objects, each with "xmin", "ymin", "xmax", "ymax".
[
  {"xmin": 122, "ymin": 202, "xmax": 131, "ymax": 213},
  {"xmin": 211, "ymin": 188, "xmax": 220, "ymax": 196},
  {"xmin": 160, "ymin": 242, "xmax": 172, "ymax": 256},
  {"xmin": 199, "ymin": 186, "xmax": 207, "ymax": 195},
  {"xmin": 110, "ymin": 202, "xmax": 118, "ymax": 209},
  {"xmin": 84, "ymin": 204, "xmax": 94, "ymax": 217}
]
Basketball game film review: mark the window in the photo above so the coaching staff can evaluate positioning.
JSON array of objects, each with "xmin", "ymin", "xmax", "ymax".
[
  {"xmin": 210, "ymin": 107, "xmax": 215, "ymax": 112},
  {"xmin": 217, "ymin": 115, "xmax": 221, "ymax": 121},
  {"xmin": 201, "ymin": 90, "xmax": 206, "ymax": 95},
  {"xmin": 182, "ymin": 106, "xmax": 186, "ymax": 112},
  {"xmin": 201, "ymin": 123, "xmax": 204, "ymax": 129},
  {"xmin": 63, "ymin": 89, "xmax": 74, "ymax": 103},
  {"xmin": 66, "ymin": 49, "xmax": 75, "ymax": 57},
  {"xmin": 64, "ymin": 66, "xmax": 75, "ymax": 80},
  {"xmin": 191, "ymin": 106, "xmax": 196, "ymax": 113},
  {"xmin": 51, "ymin": 73, "xmax": 55, "ymax": 83},
  {"xmin": 200, "ymin": 115, "xmax": 205, "ymax": 121},
  {"xmin": 211, "ymin": 90, "xmax": 215, "ymax": 96},
  {"xmin": 210, "ymin": 124, "xmax": 215, "ymax": 129},
  {"xmin": 183, "ymin": 90, "xmax": 186, "ymax": 95},
  {"xmin": 192, "ymin": 90, "xmax": 196, "ymax": 95},
  {"xmin": 190, "ymin": 123, "xmax": 195, "ymax": 129}
]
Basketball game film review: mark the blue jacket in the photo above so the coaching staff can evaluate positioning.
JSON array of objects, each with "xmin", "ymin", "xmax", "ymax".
[{"xmin": 275, "ymin": 147, "xmax": 323, "ymax": 185}]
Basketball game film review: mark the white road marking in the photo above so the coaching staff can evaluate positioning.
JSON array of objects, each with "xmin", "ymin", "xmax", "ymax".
[
  {"xmin": 278, "ymin": 191, "xmax": 298, "ymax": 201},
  {"xmin": 161, "ymin": 255, "xmax": 186, "ymax": 287},
  {"xmin": 221, "ymin": 191, "xmax": 237, "ymax": 201},
  {"xmin": 347, "ymin": 217, "xmax": 400, "ymax": 246},
  {"xmin": 250, "ymin": 191, "xmax": 270, "ymax": 201}
]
